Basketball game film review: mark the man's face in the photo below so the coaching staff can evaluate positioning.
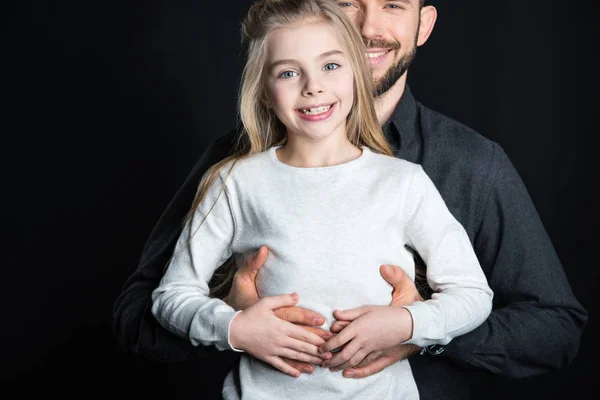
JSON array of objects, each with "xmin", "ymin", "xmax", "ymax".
[{"xmin": 337, "ymin": 0, "xmax": 421, "ymax": 96}]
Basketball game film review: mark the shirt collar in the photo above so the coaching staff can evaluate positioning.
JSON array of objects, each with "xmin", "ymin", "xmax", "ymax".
[{"xmin": 382, "ymin": 85, "xmax": 419, "ymax": 156}]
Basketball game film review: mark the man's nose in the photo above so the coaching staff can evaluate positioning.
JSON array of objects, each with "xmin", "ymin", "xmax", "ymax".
[{"xmin": 359, "ymin": 9, "xmax": 384, "ymax": 40}]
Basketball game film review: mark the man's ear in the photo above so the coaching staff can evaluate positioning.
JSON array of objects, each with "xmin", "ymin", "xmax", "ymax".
[{"xmin": 417, "ymin": 5, "xmax": 437, "ymax": 47}]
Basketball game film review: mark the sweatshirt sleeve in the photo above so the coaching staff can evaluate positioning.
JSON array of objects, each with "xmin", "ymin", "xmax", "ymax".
[
  {"xmin": 150, "ymin": 172, "xmax": 241, "ymax": 351},
  {"xmin": 402, "ymin": 165, "xmax": 494, "ymax": 347}
]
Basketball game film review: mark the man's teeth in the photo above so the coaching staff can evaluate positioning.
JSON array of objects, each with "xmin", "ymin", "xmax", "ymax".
[
  {"xmin": 366, "ymin": 51, "xmax": 388, "ymax": 59},
  {"xmin": 301, "ymin": 105, "xmax": 331, "ymax": 115}
]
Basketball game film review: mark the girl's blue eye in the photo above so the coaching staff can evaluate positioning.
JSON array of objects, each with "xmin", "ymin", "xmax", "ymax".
[
  {"xmin": 338, "ymin": 2, "xmax": 352, "ymax": 7},
  {"xmin": 323, "ymin": 63, "xmax": 340, "ymax": 71},
  {"xmin": 280, "ymin": 71, "xmax": 298, "ymax": 79}
]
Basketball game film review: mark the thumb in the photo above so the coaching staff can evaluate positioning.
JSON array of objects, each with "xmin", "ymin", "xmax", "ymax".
[
  {"xmin": 333, "ymin": 306, "xmax": 372, "ymax": 321},
  {"xmin": 260, "ymin": 293, "xmax": 299, "ymax": 311},
  {"xmin": 243, "ymin": 246, "xmax": 269, "ymax": 276},
  {"xmin": 380, "ymin": 264, "xmax": 409, "ymax": 287}
]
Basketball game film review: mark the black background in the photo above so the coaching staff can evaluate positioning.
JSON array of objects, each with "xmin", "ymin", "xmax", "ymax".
[{"xmin": 8, "ymin": 0, "xmax": 596, "ymax": 398}]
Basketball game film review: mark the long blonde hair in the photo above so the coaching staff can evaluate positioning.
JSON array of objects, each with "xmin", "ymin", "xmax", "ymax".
[{"xmin": 183, "ymin": 0, "xmax": 393, "ymax": 296}]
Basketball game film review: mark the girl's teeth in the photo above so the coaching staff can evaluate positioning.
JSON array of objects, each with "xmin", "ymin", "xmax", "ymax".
[{"xmin": 302, "ymin": 105, "xmax": 331, "ymax": 115}]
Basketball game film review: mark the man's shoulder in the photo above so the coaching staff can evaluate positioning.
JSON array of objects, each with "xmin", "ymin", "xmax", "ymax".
[
  {"xmin": 417, "ymin": 101, "xmax": 502, "ymax": 168},
  {"xmin": 212, "ymin": 127, "xmax": 242, "ymax": 154}
]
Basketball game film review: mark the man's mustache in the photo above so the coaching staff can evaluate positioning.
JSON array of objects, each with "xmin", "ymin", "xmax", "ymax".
[{"xmin": 364, "ymin": 39, "xmax": 401, "ymax": 51}]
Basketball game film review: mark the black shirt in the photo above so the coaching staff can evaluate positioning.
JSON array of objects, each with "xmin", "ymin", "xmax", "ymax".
[{"xmin": 112, "ymin": 86, "xmax": 587, "ymax": 399}]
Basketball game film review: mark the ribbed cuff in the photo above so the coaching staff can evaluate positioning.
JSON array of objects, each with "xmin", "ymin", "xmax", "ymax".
[
  {"xmin": 401, "ymin": 303, "xmax": 443, "ymax": 348},
  {"xmin": 213, "ymin": 310, "xmax": 244, "ymax": 352}
]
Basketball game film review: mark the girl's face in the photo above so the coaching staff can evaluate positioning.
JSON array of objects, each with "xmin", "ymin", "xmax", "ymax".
[{"xmin": 264, "ymin": 20, "xmax": 355, "ymax": 142}]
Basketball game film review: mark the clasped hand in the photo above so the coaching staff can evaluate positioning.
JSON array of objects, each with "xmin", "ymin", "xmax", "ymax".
[
  {"xmin": 224, "ymin": 246, "xmax": 423, "ymax": 378},
  {"xmin": 318, "ymin": 306, "xmax": 413, "ymax": 372}
]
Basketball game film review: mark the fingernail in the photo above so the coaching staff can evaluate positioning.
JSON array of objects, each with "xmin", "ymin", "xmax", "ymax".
[
  {"xmin": 303, "ymin": 367, "xmax": 313, "ymax": 374},
  {"xmin": 313, "ymin": 318, "xmax": 324, "ymax": 326},
  {"xmin": 345, "ymin": 370, "xmax": 355, "ymax": 377},
  {"xmin": 329, "ymin": 367, "xmax": 337, "ymax": 372},
  {"xmin": 382, "ymin": 264, "xmax": 392, "ymax": 274}
]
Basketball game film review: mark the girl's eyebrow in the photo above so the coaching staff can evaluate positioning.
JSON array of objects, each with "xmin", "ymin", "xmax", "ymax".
[{"xmin": 269, "ymin": 49, "xmax": 345, "ymax": 71}]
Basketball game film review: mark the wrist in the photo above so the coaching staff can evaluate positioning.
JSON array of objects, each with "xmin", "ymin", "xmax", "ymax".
[
  {"xmin": 227, "ymin": 311, "xmax": 245, "ymax": 352},
  {"xmin": 397, "ymin": 307, "xmax": 414, "ymax": 343}
]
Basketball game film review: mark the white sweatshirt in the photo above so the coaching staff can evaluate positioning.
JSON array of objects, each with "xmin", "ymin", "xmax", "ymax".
[{"xmin": 151, "ymin": 146, "xmax": 493, "ymax": 400}]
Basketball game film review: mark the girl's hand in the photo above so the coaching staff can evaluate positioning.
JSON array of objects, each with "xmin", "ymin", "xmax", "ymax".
[
  {"xmin": 229, "ymin": 293, "xmax": 332, "ymax": 377},
  {"xmin": 319, "ymin": 306, "xmax": 413, "ymax": 371}
]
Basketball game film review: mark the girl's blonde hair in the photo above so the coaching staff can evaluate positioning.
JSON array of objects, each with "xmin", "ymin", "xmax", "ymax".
[{"xmin": 183, "ymin": 0, "xmax": 393, "ymax": 296}]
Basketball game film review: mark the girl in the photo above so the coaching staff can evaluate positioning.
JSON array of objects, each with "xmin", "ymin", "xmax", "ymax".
[{"xmin": 151, "ymin": 0, "xmax": 493, "ymax": 399}]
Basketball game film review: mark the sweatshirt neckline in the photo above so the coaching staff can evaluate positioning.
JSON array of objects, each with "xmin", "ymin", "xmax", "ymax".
[{"xmin": 268, "ymin": 145, "xmax": 371, "ymax": 173}]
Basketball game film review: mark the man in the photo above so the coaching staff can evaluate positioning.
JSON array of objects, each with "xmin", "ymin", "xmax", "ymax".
[{"xmin": 113, "ymin": 0, "xmax": 587, "ymax": 398}]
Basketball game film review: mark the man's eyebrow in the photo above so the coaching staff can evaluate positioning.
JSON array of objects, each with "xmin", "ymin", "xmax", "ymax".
[
  {"xmin": 269, "ymin": 50, "xmax": 345, "ymax": 70},
  {"xmin": 384, "ymin": 0, "xmax": 413, "ymax": 6}
]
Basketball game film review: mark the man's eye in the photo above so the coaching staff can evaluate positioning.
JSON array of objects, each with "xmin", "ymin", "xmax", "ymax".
[
  {"xmin": 385, "ymin": 4, "xmax": 403, "ymax": 9},
  {"xmin": 323, "ymin": 63, "xmax": 340, "ymax": 71},
  {"xmin": 280, "ymin": 71, "xmax": 298, "ymax": 79}
]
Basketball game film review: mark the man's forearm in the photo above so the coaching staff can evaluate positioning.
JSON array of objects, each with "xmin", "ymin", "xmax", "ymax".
[
  {"xmin": 113, "ymin": 274, "xmax": 212, "ymax": 361},
  {"xmin": 438, "ymin": 147, "xmax": 587, "ymax": 377},
  {"xmin": 112, "ymin": 130, "xmax": 238, "ymax": 361},
  {"xmin": 440, "ymin": 302, "xmax": 586, "ymax": 378}
]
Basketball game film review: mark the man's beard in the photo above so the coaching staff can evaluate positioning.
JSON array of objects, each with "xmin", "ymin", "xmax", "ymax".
[
  {"xmin": 365, "ymin": 35, "xmax": 418, "ymax": 97},
  {"xmin": 373, "ymin": 46, "xmax": 416, "ymax": 97}
]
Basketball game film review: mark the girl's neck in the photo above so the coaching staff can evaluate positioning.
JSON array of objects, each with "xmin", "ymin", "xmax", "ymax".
[{"xmin": 276, "ymin": 133, "xmax": 362, "ymax": 168}]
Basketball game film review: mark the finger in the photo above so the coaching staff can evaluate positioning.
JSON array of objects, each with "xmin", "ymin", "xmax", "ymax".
[
  {"xmin": 278, "ymin": 346, "xmax": 325, "ymax": 365},
  {"xmin": 274, "ymin": 306, "xmax": 326, "ymax": 327},
  {"xmin": 332, "ymin": 349, "xmax": 369, "ymax": 371},
  {"xmin": 330, "ymin": 320, "xmax": 350, "ymax": 333},
  {"xmin": 322, "ymin": 340, "xmax": 362, "ymax": 369},
  {"xmin": 281, "ymin": 357, "xmax": 315, "ymax": 374},
  {"xmin": 283, "ymin": 336, "xmax": 324, "ymax": 358},
  {"xmin": 267, "ymin": 356, "xmax": 301, "ymax": 378},
  {"xmin": 343, "ymin": 354, "xmax": 399, "ymax": 379},
  {"xmin": 332, "ymin": 307, "xmax": 372, "ymax": 321},
  {"xmin": 260, "ymin": 293, "xmax": 299, "ymax": 310},
  {"xmin": 243, "ymin": 246, "xmax": 269, "ymax": 276},
  {"xmin": 287, "ymin": 324, "xmax": 328, "ymax": 347},
  {"xmin": 295, "ymin": 324, "xmax": 333, "ymax": 340},
  {"xmin": 354, "ymin": 350, "xmax": 381, "ymax": 368},
  {"xmin": 381, "ymin": 264, "xmax": 423, "ymax": 306},
  {"xmin": 250, "ymin": 246, "xmax": 269, "ymax": 270},
  {"xmin": 319, "ymin": 328, "xmax": 353, "ymax": 353},
  {"xmin": 380, "ymin": 264, "xmax": 409, "ymax": 287}
]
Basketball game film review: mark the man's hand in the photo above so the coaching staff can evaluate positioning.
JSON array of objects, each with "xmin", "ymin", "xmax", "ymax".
[
  {"xmin": 224, "ymin": 245, "xmax": 331, "ymax": 374},
  {"xmin": 340, "ymin": 343, "xmax": 421, "ymax": 378},
  {"xmin": 229, "ymin": 293, "xmax": 332, "ymax": 378},
  {"xmin": 224, "ymin": 246, "xmax": 268, "ymax": 311},
  {"xmin": 383, "ymin": 264, "xmax": 424, "ymax": 305},
  {"xmin": 320, "ymin": 306, "xmax": 413, "ymax": 370},
  {"xmin": 328, "ymin": 264, "xmax": 425, "ymax": 378}
]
